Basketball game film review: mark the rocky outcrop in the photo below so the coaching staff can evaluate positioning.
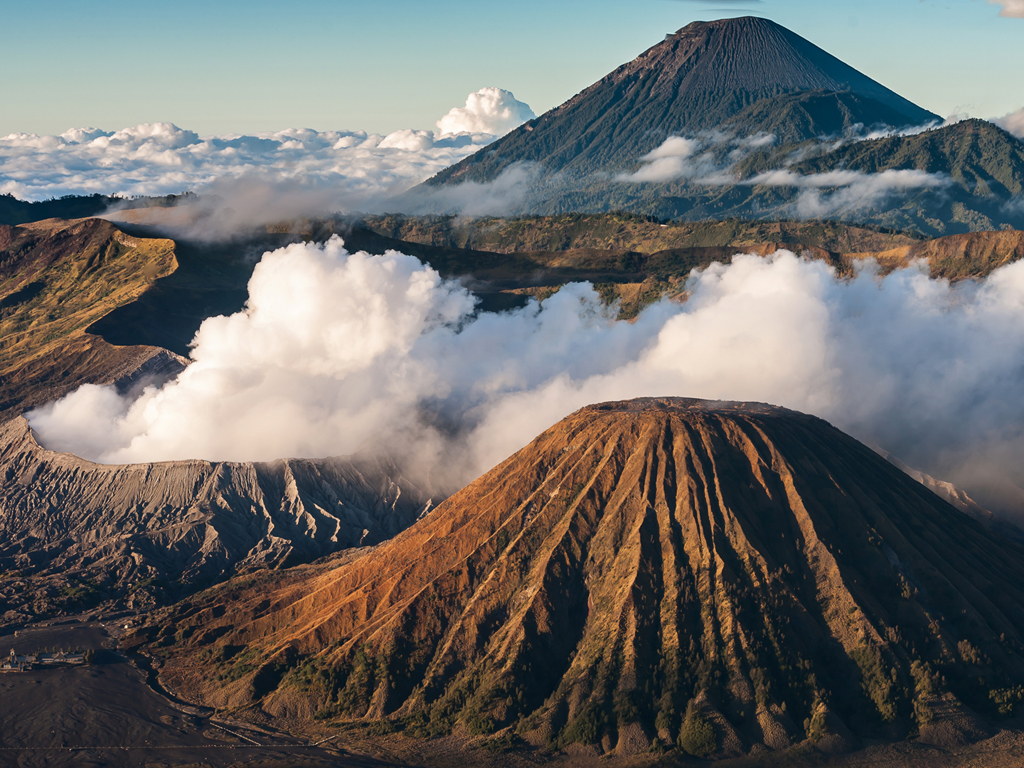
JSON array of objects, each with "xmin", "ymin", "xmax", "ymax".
[
  {"xmin": 152, "ymin": 397, "xmax": 1024, "ymax": 757},
  {"xmin": 0, "ymin": 417, "xmax": 432, "ymax": 622}
]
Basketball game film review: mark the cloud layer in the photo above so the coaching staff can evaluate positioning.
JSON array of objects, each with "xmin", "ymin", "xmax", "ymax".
[
  {"xmin": 0, "ymin": 88, "xmax": 535, "ymax": 203},
  {"xmin": 28, "ymin": 239, "xmax": 1024, "ymax": 521}
]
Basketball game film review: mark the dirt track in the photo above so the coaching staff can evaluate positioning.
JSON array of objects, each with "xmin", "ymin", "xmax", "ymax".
[{"xmin": 0, "ymin": 620, "xmax": 393, "ymax": 768}]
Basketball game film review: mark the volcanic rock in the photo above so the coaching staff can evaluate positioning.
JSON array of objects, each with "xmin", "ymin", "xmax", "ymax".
[{"xmin": 0, "ymin": 417, "xmax": 432, "ymax": 623}]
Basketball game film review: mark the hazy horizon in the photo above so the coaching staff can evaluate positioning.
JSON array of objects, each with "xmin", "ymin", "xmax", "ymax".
[{"xmin": 1, "ymin": 0, "xmax": 1021, "ymax": 139}]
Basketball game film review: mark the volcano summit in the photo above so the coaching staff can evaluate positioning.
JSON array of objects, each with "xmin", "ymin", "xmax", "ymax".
[
  {"xmin": 431, "ymin": 17, "xmax": 940, "ymax": 185},
  {"xmin": 148, "ymin": 397, "xmax": 1024, "ymax": 758}
]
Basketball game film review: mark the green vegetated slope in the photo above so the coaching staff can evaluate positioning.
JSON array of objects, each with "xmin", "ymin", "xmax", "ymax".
[
  {"xmin": 783, "ymin": 120, "xmax": 1024, "ymax": 198},
  {"xmin": 143, "ymin": 399, "xmax": 1024, "ymax": 758},
  {"xmin": 730, "ymin": 119, "xmax": 1024, "ymax": 234},
  {"xmin": 0, "ymin": 218, "xmax": 179, "ymax": 415}
]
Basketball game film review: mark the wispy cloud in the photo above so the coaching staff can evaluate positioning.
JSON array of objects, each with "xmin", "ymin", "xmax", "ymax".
[
  {"xmin": 617, "ymin": 132, "xmax": 951, "ymax": 217},
  {"xmin": 615, "ymin": 132, "xmax": 774, "ymax": 183},
  {"xmin": 994, "ymin": 107, "xmax": 1024, "ymax": 138},
  {"xmin": 751, "ymin": 168, "xmax": 951, "ymax": 217},
  {"xmin": 990, "ymin": 0, "xmax": 1024, "ymax": 18}
]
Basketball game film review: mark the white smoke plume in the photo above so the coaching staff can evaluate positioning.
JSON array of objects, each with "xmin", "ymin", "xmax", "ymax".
[
  {"xmin": 0, "ymin": 88, "xmax": 533, "ymax": 203},
  {"xmin": 436, "ymin": 87, "xmax": 535, "ymax": 137},
  {"xmin": 27, "ymin": 239, "xmax": 1024, "ymax": 521}
]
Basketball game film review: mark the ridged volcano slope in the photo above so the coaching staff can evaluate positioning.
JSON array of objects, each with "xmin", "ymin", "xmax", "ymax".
[
  {"xmin": 431, "ymin": 17, "xmax": 938, "ymax": 184},
  {"xmin": 0, "ymin": 417, "xmax": 432, "ymax": 624},
  {"xmin": 152, "ymin": 398, "xmax": 1024, "ymax": 757}
]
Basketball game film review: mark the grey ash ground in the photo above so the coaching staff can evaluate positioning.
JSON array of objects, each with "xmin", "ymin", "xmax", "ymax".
[{"xmin": 0, "ymin": 619, "xmax": 390, "ymax": 768}]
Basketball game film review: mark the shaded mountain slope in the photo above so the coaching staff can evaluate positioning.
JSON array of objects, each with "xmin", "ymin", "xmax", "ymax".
[
  {"xmin": 720, "ymin": 90, "xmax": 934, "ymax": 143},
  {"xmin": 0, "ymin": 416, "xmax": 432, "ymax": 625},
  {"xmin": 0, "ymin": 217, "xmax": 184, "ymax": 418},
  {"xmin": 430, "ymin": 17, "xmax": 937, "ymax": 186},
  {"xmin": 778, "ymin": 120, "xmax": 1024, "ymax": 199},
  {"xmin": 149, "ymin": 398, "xmax": 1024, "ymax": 757},
  {"xmin": 496, "ymin": 121, "xmax": 1024, "ymax": 235},
  {"xmin": 0, "ymin": 194, "xmax": 116, "ymax": 226}
]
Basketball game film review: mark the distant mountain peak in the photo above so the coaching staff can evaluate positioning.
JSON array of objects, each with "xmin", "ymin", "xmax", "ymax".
[
  {"xmin": 154, "ymin": 396, "xmax": 1024, "ymax": 755},
  {"xmin": 430, "ymin": 18, "xmax": 939, "ymax": 186},
  {"xmin": 563, "ymin": 16, "xmax": 933, "ymax": 128}
]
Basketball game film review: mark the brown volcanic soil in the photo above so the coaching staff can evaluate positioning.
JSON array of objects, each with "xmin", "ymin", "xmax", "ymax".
[
  {"xmin": 0, "ymin": 217, "xmax": 183, "ymax": 418},
  {"xmin": 851, "ymin": 229, "xmax": 1024, "ymax": 280},
  {"xmin": 148, "ymin": 398, "xmax": 1024, "ymax": 760}
]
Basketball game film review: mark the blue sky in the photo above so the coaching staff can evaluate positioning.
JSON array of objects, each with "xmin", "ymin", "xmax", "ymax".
[{"xmin": 1, "ymin": 0, "xmax": 1021, "ymax": 137}]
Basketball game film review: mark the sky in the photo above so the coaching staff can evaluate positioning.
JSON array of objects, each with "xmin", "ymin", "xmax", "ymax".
[{"xmin": 1, "ymin": 0, "xmax": 1021, "ymax": 138}]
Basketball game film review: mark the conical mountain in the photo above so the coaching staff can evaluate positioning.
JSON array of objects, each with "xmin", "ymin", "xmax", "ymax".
[
  {"xmin": 149, "ymin": 398, "xmax": 1024, "ymax": 757},
  {"xmin": 431, "ymin": 17, "xmax": 939, "ymax": 185}
]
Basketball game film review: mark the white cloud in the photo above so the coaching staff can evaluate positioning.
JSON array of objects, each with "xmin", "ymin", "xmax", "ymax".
[
  {"xmin": 994, "ymin": 107, "xmax": 1024, "ymax": 139},
  {"xmin": 617, "ymin": 134, "xmax": 950, "ymax": 217},
  {"xmin": 615, "ymin": 134, "xmax": 761, "ymax": 184},
  {"xmin": 28, "ymin": 241, "xmax": 1024, "ymax": 521},
  {"xmin": 0, "ymin": 122, "xmax": 483, "ymax": 202},
  {"xmin": 990, "ymin": 0, "xmax": 1024, "ymax": 17},
  {"xmin": 748, "ymin": 168, "xmax": 951, "ymax": 217},
  {"xmin": 394, "ymin": 162, "xmax": 542, "ymax": 217},
  {"xmin": 436, "ymin": 87, "xmax": 535, "ymax": 137},
  {"xmin": 0, "ymin": 89, "xmax": 535, "ymax": 204},
  {"xmin": 616, "ymin": 137, "xmax": 703, "ymax": 183}
]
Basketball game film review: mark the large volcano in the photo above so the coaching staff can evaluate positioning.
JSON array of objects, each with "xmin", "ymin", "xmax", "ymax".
[
  {"xmin": 149, "ymin": 398, "xmax": 1024, "ymax": 757},
  {"xmin": 430, "ymin": 17, "xmax": 940, "ymax": 185}
]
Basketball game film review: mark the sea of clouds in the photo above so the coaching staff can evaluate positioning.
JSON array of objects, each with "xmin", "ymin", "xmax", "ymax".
[
  {"xmin": 28, "ymin": 237, "xmax": 1024, "ymax": 521},
  {"xmin": 6, "ymin": 91, "xmax": 1021, "ymax": 225},
  {"xmin": 0, "ymin": 87, "xmax": 535, "ymax": 204}
]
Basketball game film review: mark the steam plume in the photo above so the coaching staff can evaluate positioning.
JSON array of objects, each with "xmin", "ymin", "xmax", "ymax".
[{"xmin": 27, "ymin": 239, "xmax": 1024, "ymax": 522}]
